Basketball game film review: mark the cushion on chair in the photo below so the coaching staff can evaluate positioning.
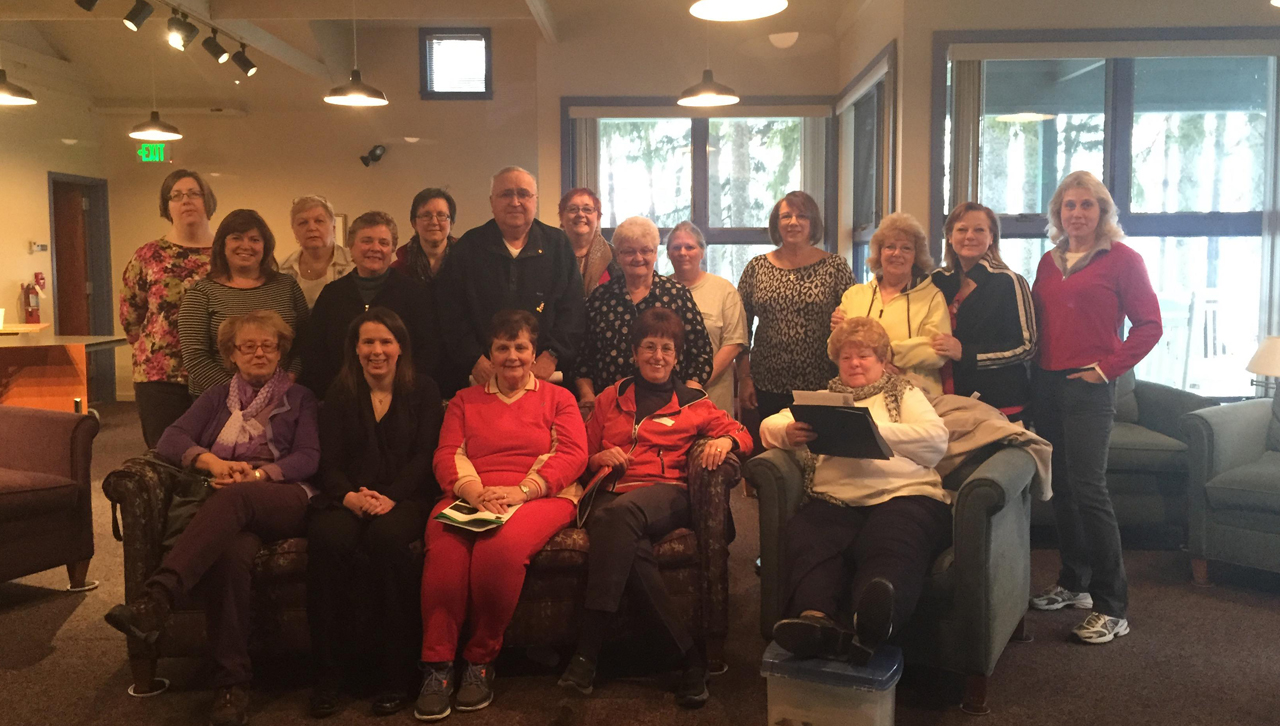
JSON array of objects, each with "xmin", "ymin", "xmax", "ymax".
[
  {"xmin": 251, "ymin": 538, "xmax": 308, "ymax": 580},
  {"xmin": 1267, "ymin": 396, "xmax": 1280, "ymax": 453},
  {"xmin": 1107, "ymin": 423, "xmax": 1187, "ymax": 473},
  {"xmin": 529, "ymin": 527, "xmax": 698, "ymax": 570},
  {"xmin": 0, "ymin": 468, "xmax": 78, "ymax": 521},
  {"xmin": 1203, "ymin": 452, "xmax": 1280, "ymax": 516},
  {"xmin": 1114, "ymin": 370, "xmax": 1139, "ymax": 424}
]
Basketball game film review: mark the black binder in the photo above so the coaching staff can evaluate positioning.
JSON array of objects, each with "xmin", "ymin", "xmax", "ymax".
[{"xmin": 790, "ymin": 404, "xmax": 892, "ymax": 460}]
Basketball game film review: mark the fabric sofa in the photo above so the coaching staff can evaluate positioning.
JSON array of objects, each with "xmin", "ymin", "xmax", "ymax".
[
  {"xmin": 0, "ymin": 405, "xmax": 100, "ymax": 589},
  {"xmin": 746, "ymin": 444, "xmax": 1036, "ymax": 715},
  {"xmin": 101, "ymin": 438, "xmax": 740, "ymax": 693},
  {"xmin": 1031, "ymin": 371, "xmax": 1216, "ymax": 544},
  {"xmin": 1181, "ymin": 397, "xmax": 1280, "ymax": 584}
]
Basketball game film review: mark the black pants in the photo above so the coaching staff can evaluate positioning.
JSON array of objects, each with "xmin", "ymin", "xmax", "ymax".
[
  {"xmin": 784, "ymin": 496, "xmax": 951, "ymax": 633},
  {"xmin": 747, "ymin": 389, "xmax": 794, "ymax": 458},
  {"xmin": 306, "ymin": 503, "xmax": 427, "ymax": 690},
  {"xmin": 134, "ymin": 381, "xmax": 192, "ymax": 450},
  {"xmin": 583, "ymin": 484, "xmax": 694, "ymax": 655},
  {"xmin": 1033, "ymin": 367, "xmax": 1127, "ymax": 618}
]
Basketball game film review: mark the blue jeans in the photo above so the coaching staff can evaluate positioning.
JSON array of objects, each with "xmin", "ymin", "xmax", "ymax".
[{"xmin": 1033, "ymin": 367, "xmax": 1128, "ymax": 618}]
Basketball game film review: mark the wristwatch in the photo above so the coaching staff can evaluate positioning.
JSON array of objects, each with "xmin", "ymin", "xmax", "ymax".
[{"xmin": 519, "ymin": 482, "xmax": 532, "ymax": 497}]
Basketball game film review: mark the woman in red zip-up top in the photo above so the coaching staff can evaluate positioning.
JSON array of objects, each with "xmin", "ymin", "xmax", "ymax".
[
  {"xmin": 557, "ymin": 307, "xmax": 752, "ymax": 708},
  {"xmin": 1029, "ymin": 170, "xmax": 1162, "ymax": 646}
]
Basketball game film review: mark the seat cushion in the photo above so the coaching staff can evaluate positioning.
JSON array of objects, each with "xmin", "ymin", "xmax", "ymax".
[
  {"xmin": 1107, "ymin": 423, "xmax": 1187, "ymax": 473},
  {"xmin": 530, "ymin": 527, "xmax": 698, "ymax": 570},
  {"xmin": 251, "ymin": 537, "xmax": 308, "ymax": 580},
  {"xmin": 1204, "ymin": 451, "xmax": 1280, "ymax": 516},
  {"xmin": 0, "ymin": 467, "xmax": 77, "ymax": 521}
]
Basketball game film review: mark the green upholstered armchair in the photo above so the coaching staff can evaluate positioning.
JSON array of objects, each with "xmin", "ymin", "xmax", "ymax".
[
  {"xmin": 747, "ymin": 444, "xmax": 1036, "ymax": 715},
  {"xmin": 1181, "ymin": 397, "xmax": 1280, "ymax": 585}
]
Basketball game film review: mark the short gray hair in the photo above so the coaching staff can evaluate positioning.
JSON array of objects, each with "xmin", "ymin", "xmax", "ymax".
[
  {"xmin": 490, "ymin": 166, "xmax": 536, "ymax": 194},
  {"xmin": 665, "ymin": 220, "xmax": 706, "ymax": 250},
  {"xmin": 613, "ymin": 216, "xmax": 660, "ymax": 251}
]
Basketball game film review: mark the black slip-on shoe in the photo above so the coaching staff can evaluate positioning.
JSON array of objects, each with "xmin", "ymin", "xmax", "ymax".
[
  {"xmin": 307, "ymin": 688, "xmax": 341, "ymax": 719},
  {"xmin": 854, "ymin": 577, "xmax": 896, "ymax": 651},
  {"xmin": 371, "ymin": 690, "xmax": 409, "ymax": 716},
  {"xmin": 557, "ymin": 654, "xmax": 596, "ymax": 695},
  {"xmin": 674, "ymin": 664, "xmax": 709, "ymax": 709}
]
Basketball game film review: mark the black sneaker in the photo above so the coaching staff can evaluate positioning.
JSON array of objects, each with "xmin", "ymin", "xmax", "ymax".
[
  {"xmin": 854, "ymin": 578, "xmax": 896, "ymax": 651},
  {"xmin": 454, "ymin": 662, "xmax": 495, "ymax": 712},
  {"xmin": 557, "ymin": 654, "xmax": 596, "ymax": 695},
  {"xmin": 307, "ymin": 687, "xmax": 340, "ymax": 719},
  {"xmin": 208, "ymin": 684, "xmax": 250, "ymax": 726},
  {"xmin": 104, "ymin": 590, "xmax": 170, "ymax": 646},
  {"xmin": 371, "ymin": 689, "xmax": 409, "ymax": 716},
  {"xmin": 674, "ymin": 663, "xmax": 709, "ymax": 709},
  {"xmin": 413, "ymin": 664, "xmax": 453, "ymax": 722}
]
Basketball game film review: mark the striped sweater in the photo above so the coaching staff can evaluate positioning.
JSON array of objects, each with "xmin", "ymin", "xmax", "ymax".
[{"xmin": 177, "ymin": 274, "xmax": 309, "ymax": 396}]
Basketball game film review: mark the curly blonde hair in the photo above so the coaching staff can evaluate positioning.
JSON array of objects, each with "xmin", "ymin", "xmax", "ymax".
[
  {"xmin": 828, "ymin": 316, "xmax": 892, "ymax": 364},
  {"xmin": 1045, "ymin": 170, "xmax": 1124, "ymax": 245},
  {"xmin": 216, "ymin": 310, "xmax": 294, "ymax": 370},
  {"xmin": 867, "ymin": 212, "xmax": 934, "ymax": 276}
]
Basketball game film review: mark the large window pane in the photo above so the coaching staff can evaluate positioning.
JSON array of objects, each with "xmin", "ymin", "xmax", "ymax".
[
  {"xmin": 1131, "ymin": 57, "xmax": 1271, "ymax": 213},
  {"xmin": 980, "ymin": 59, "xmax": 1106, "ymax": 214},
  {"xmin": 598, "ymin": 119, "xmax": 692, "ymax": 227},
  {"xmin": 1001, "ymin": 238, "xmax": 1054, "ymax": 286},
  {"xmin": 653, "ymin": 243, "xmax": 775, "ymax": 287},
  {"xmin": 709, "ymin": 118, "xmax": 803, "ymax": 227}
]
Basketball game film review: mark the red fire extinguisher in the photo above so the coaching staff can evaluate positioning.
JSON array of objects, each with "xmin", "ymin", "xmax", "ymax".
[{"xmin": 21, "ymin": 272, "xmax": 46, "ymax": 324}]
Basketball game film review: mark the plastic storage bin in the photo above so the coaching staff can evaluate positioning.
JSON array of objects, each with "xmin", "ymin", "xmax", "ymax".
[{"xmin": 760, "ymin": 641, "xmax": 903, "ymax": 726}]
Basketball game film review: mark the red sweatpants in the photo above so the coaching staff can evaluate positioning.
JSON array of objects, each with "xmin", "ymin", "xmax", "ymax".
[{"xmin": 420, "ymin": 496, "xmax": 576, "ymax": 663}]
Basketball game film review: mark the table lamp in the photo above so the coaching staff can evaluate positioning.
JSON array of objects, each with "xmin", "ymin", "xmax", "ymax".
[{"xmin": 1247, "ymin": 337, "xmax": 1280, "ymax": 424}]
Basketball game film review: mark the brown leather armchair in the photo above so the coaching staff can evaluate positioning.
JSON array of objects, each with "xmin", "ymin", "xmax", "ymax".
[{"xmin": 0, "ymin": 405, "xmax": 100, "ymax": 590}]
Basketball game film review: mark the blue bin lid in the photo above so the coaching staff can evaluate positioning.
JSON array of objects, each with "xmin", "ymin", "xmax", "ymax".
[{"xmin": 760, "ymin": 641, "xmax": 903, "ymax": 691}]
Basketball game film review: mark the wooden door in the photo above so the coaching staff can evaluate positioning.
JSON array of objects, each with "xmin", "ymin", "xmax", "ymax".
[{"xmin": 52, "ymin": 182, "xmax": 90, "ymax": 336}]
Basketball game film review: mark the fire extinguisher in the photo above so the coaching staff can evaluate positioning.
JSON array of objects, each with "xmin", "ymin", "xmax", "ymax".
[{"xmin": 21, "ymin": 272, "xmax": 46, "ymax": 324}]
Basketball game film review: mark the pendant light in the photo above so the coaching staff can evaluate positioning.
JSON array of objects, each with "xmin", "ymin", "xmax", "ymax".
[
  {"xmin": 678, "ymin": 21, "xmax": 739, "ymax": 107},
  {"xmin": 0, "ymin": 48, "xmax": 37, "ymax": 106},
  {"xmin": 689, "ymin": 0, "xmax": 787, "ymax": 22},
  {"xmin": 130, "ymin": 63, "xmax": 182, "ymax": 141},
  {"xmin": 324, "ymin": 3, "xmax": 388, "ymax": 106}
]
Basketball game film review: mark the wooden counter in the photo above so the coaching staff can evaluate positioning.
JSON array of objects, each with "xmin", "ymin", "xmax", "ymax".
[{"xmin": 0, "ymin": 329, "xmax": 126, "ymax": 412}]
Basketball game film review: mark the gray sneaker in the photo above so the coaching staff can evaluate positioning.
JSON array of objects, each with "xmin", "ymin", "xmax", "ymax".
[
  {"xmin": 454, "ymin": 662, "xmax": 495, "ymax": 712},
  {"xmin": 1073, "ymin": 612, "xmax": 1130, "ymax": 644},
  {"xmin": 1029, "ymin": 585, "xmax": 1093, "ymax": 611},
  {"xmin": 413, "ymin": 664, "xmax": 453, "ymax": 722}
]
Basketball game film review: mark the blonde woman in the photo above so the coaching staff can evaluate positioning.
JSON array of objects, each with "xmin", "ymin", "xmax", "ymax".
[{"xmin": 280, "ymin": 195, "xmax": 354, "ymax": 308}]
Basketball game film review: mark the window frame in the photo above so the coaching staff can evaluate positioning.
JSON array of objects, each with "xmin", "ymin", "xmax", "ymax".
[{"xmin": 418, "ymin": 27, "xmax": 493, "ymax": 101}]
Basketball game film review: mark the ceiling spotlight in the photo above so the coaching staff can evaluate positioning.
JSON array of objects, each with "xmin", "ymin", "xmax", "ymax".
[
  {"xmin": 360, "ymin": 145, "xmax": 386, "ymax": 167},
  {"xmin": 129, "ymin": 110, "xmax": 182, "ymax": 141},
  {"xmin": 122, "ymin": 0, "xmax": 153, "ymax": 31},
  {"xmin": 202, "ymin": 30, "xmax": 229, "ymax": 63},
  {"xmin": 231, "ymin": 44, "xmax": 257, "ymax": 76},
  {"xmin": 75, "ymin": 0, "xmax": 100, "ymax": 11},
  {"xmin": 690, "ymin": 0, "xmax": 788, "ymax": 22},
  {"xmin": 0, "ymin": 69, "xmax": 37, "ymax": 106},
  {"xmin": 677, "ymin": 69, "xmax": 740, "ymax": 107},
  {"xmin": 167, "ymin": 11, "xmax": 199, "ymax": 51}
]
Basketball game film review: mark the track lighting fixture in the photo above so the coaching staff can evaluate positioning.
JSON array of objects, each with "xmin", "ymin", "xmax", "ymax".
[
  {"xmin": 74, "ymin": 0, "xmax": 100, "ymax": 11},
  {"xmin": 231, "ymin": 44, "xmax": 257, "ymax": 76},
  {"xmin": 202, "ymin": 30, "xmax": 229, "ymax": 63},
  {"xmin": 167, "ymin": 11, "xmax": 199, "ymax": 51},
  {"xmin": 360, "ymin": 145, "xmax": 386, "ymax": 167},
  {"xmin": 122, "ymin": 0, "xmax": 153, "ymax": 32}
]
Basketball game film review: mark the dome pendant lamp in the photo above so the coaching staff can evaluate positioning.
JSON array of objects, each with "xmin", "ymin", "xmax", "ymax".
[
  {"xmin": 678, "ymin": 22, "xmax": 739, "ymax": 108},
  {"xmin": 0, "ymin": 48, "xmax": 37, "ymax": 106},
  {"xmin": 324, "ymin": 6, "xmax": 387, "ymax": 107},
  {"xmin": 130, "ymin": 65, "xmax": 182, "ymax": 141},
  {"xmin": 689, "ymin": 0, "xmax": 787, "ymax": 22}
]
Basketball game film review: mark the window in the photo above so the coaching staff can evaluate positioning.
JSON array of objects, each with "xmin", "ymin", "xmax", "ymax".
[
  {"xmin": 597, "ymin": 119, "xmax": 692, "ymax": 228},
  {"xmin": 419, "ymin": 28, "xmax": 492, "ymax": 100},
  {"xmin": 708, "ymin": 118, "xmax": 803, "ymax": 228},
  {"xmin": 951, "ymin": 55, "xmax": 1274, "ymax": 396}
]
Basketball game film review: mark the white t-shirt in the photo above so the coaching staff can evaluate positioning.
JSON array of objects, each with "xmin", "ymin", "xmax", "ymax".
[{"xmin": 686, "ymin": 274, "xmax": 748, "ymax": 414}]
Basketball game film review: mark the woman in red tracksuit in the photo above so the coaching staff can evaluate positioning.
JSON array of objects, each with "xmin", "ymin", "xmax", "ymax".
[{"xmin": 556, "ymin": 307, "xmax": 752, "ymax": 709}]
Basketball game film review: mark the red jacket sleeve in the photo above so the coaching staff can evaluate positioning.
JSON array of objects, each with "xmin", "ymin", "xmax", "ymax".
[
  {"xmin": 523, "ymin": 387, "xmax": 589, "ymax": 497},
  {"xmin": 696, "ymin": 401, "xmax": 754, "ymax": 457},
  {"xmin": 432, "ymin": 394, "xmax": 477, "ymax": 500},
  {"xmin": 584, "ymin": 385, "xmax": 618, "ymax": 458},
  {"xmin": 1099, "ymin": 246, "xmax": 1163, "ymax": 381}
]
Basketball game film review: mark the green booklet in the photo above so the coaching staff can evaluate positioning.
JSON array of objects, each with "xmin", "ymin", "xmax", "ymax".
[{"xmin": 434, "ymin": 498, "xmax": 523, "ymax": 532}]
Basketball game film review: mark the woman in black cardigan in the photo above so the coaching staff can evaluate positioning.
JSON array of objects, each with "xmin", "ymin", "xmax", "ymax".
[
  {"xmin": 930, "ymin": 202, "xmax": 1037, "ymax": 421},
  {"xmin": 306, "ymin": 307, "xmax": 443, "ymax": 718},
  {"xmin": 298, "ymin": 211, "xmax": 439, "ymax": 397}
]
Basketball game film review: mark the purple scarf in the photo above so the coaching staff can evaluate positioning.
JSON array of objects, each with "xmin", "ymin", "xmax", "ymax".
[{"xmin": 211, "ymin": 369, "xmax": 290, "ymax": 461}]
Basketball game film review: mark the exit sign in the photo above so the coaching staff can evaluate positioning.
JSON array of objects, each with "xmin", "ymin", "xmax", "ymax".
[{"xmin": 135, "ymin": 143, "xmax": 169, "ymax": 163}]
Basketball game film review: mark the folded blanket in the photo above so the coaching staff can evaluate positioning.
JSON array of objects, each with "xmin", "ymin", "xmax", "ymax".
[{"xmin": 926, "ymin": 391, "xmax": 1053, "ymax": 501}]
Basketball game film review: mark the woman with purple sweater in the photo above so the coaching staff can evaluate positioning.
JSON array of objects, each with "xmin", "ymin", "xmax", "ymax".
[{"xmin": 105, "ymin": 310, "xmax": 319, "ymax": 726}]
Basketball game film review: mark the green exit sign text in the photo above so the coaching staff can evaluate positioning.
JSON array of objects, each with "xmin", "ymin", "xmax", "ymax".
[{"xmin": 135, "ymin": 143, "xmax": 168, "ymax": 163}]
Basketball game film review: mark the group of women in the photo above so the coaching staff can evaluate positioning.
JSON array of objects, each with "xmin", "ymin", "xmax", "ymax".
[{"xmin": 109, "ymin": 166, "xmax": 1161, "ymax": 725}]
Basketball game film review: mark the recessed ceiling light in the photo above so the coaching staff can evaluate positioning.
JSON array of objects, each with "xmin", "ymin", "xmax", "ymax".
[
  {"xmin": 768, "ymin": 32, "xmax": 799, "ymax": 49},
  {"xmin": 404, "ymin": 137, "xmax": 420, "ymax": 143},
  {"xmin": 61, "ymin": 139, "xmax": 78, "ymax": 145},
  {"xmin": 209, "ymin": 172, "xmax": 221, "ymax": 177}
]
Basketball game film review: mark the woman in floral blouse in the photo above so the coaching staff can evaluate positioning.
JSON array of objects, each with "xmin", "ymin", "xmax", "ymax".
[{"xmin": 119, "ymin": 169, "xmax": 217, "ymax": 449}]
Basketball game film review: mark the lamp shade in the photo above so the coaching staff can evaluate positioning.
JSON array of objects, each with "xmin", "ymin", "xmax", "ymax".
[
  {"xmin": 0, "ymin": 69, "xmax": 37, "ymax": 106},
  {"xmin": 324, "ymin": 69, "xmax": 389, "ymax": 107},
  {"xmin": 129, "ymin": 111, "xmax": 182, "ymax": 141},
  {"xmin": 690, "ymin": 0, "xmax": 787, "ymax": 21},
  {"xmin": 1247, "ymin": 336, "xmax": 1280, "ymax": 378},
  {"xmin": 677, "ymin": 69, "xmax": 740, "ymax": 107}
]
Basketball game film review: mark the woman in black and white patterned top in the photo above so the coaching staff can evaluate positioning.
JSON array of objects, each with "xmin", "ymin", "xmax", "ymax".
[
  {"xmin": 737, "ymin": 191, "xmax": 854, "ymax": 427},
  {"xmin": 574, "ymin": 217, "xmax": 713, "ymax": 417}
]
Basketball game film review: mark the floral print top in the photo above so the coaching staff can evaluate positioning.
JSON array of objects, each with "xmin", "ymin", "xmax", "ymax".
[{"xmin": 119, "ymin": 237, "xmax": 212, "ymax": 384}]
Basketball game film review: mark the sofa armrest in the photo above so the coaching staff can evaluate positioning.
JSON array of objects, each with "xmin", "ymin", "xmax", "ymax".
[
  {"xmin": 948, "ymin": 446, "xmax": 1035, "ymax": 676},
  {"xmin": 1181, "ymin": 399, "xmax": 1272, "ymax": 555},
  {"xmin": 686, "ymin": 437, "xmax": 740, "ymax": 644},
  {"xmin": 101, "ymin": 456, "xmax": 182, "ymax": 602},
  {"xmin": 744, "ymin": 448, "xmax": 806, "ymax": 640},
  {"xmin": 0, "ymin": 406, "xmax": 98, "ymax": 480},
  {"xmin": 1134, "ymin": 381, "xmax": 1217, "ymax": 441}
]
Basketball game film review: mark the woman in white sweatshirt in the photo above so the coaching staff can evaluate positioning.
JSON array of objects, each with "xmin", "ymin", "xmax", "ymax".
[{"xmin": 762, "ymin": 316, "xmax": 950, "ymax": 664}]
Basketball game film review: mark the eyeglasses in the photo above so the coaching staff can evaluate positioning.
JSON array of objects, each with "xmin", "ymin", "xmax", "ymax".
[
  {"xmin": 415, "ymin": 212, "xmax": 451, "ymax": 222},
  {"xmin": 235, "ymin": 341, "xmax": 279, "ymax": 355},
  {"xmin": 638, "ymin": 342, "xmax": 677, "ymax": 357},
  {"xmin": 496, "ymin": 189, "xmax": 537, "ymax": 202},
  {"xmin": 169, "ymin": 190, "xmax": 205, "ymax": 201},
  {"xmin": 779, "ymin": 212, "xmax": 810, "ymax": 223},
  {"xmin": 565, "ymin": 205, "xmax": 597, "ymax": 216}
]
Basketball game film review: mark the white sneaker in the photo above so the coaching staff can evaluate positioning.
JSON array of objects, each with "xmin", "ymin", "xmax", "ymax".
[
  {"xmin": 1073, "ymin": 612, "xmax": 1130, "ymax": 644},
  {"xmin": 1029, "ymin": 585, "xmax": 1093, "ymax": 611}
]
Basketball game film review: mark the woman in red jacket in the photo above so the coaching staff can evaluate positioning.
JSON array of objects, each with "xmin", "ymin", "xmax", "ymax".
[
  {"xmin": 415, "ymin": 309, "xmax": 588, "ymax": 722},
  {"xmin": 557, "ymin": 307, "xmax": 752, "ymax": 708}
]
